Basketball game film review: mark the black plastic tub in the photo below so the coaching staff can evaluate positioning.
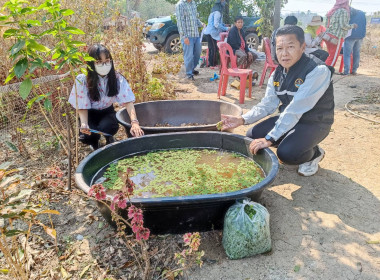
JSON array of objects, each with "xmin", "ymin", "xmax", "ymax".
[
  {"xmin": 116, "ymin": 100, "xmax": 243, "ymax": 135},
  {"xmin": 75, "ymin": 132, "xmax": 279, "ymax": 234}
]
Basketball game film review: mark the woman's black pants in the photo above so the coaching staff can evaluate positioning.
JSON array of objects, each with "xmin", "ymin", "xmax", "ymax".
[
  {"xmin": 79, "ymin": 106, "xmax": 119, "ymax": 147},
  {"xmin": 206, "ymin": 34, "xmax": 218, "ymax": 67}
]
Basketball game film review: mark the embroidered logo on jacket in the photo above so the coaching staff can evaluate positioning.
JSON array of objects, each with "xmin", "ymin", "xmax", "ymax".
[
  {"xmin": 294, "ymin": 78, "xmax": 304, "ymax": 88},
  {"xmin": 273, "ymin": 81, "xmax": 280, "ymax": 87}
]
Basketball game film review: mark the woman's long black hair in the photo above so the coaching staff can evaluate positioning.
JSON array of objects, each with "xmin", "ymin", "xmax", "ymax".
[{"xmin": 86, "ymin": 44, "xmax": 118, "ymax": 101}]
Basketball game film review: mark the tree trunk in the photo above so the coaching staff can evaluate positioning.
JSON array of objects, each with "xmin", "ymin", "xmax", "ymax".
[
  {"xmin": 224, "ymin": 0, "xmax": 230, "ymax": 24},
  {"xmin": 133, "ymin": 0, "xmax": 142, "ymax": 11},
  {"xmin": 273, "ymin": 0, "xmax": 282, "ymax": 30}
]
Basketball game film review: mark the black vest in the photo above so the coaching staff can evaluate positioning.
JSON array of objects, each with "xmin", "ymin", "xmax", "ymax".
[{"xmin": 273, "ymin": 54, "xmax": 334, "ymax": 125}]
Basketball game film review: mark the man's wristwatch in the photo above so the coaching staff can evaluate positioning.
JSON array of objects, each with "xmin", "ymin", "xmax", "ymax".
[{"xmin": 265, "ymin": 135, "xmax": 275, "ymax": 144}]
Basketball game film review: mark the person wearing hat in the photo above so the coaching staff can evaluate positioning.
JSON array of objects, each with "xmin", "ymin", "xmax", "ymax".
[
  {"xmin": 304, "ymin": 16, "xmax": 329, "ymax": 61},
  {"xmin": 204, "ymin": 0, "xmax": 229, "ymax": 67}
]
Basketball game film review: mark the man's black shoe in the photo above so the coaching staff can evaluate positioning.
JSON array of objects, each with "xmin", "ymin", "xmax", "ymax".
[
  {"xmin": 187, "ymin": 75, "xmax": 195, "ymax": 81},
  {"xmin": 192, "ymin": 70, "xmax": 199, "ymax": 75}
]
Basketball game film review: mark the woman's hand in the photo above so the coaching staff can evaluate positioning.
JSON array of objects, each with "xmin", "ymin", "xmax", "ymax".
[
  {"xmin": 130, "ymin": 122, "xmax": 144, "ymax": 137},
  {"xmin": 80, "ymin": 123, "xmax": 91, "ymax": 135},
  {"xmin": 220, "ymin": 114, "xmax": 244, "ymax": 131},
  {"xmin": 249, "ymin": 138, "xmax": 272, "ymax": 155}
]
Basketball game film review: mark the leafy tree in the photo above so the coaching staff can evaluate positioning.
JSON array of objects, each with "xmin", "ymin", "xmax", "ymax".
[
  {"xmin": 164, "ymin": 0, "xmax": 257, "ymax": 24},
  {"xmin": 137, "ymin": 0, "xmax": 176, "ymax": 20},
  {"xmin": 255, "ymin": 0, "xmax": 288, "ymax": 37},
  {"xmin": 163, "ymin": 0, "xmax": 287, "ymax": 35}
]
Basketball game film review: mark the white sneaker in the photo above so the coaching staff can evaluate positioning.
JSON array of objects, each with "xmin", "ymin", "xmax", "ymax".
[{"xmin": 298, "ymin": 146, "xmax": 325, "ymax": 176}]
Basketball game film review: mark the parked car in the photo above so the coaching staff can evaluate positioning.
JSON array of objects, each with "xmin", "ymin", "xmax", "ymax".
[
  {"xmin": 144, "ymin": 16, "xmax": 180, "ymax": 54},
  {"xmin": 144, "ymin": 15, "xmax": 261, "ymax": 54}
]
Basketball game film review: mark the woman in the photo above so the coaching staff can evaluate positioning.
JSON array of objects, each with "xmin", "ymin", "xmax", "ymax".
[
  {"xmin": 304, "ymin": 16, "xmax": 329, "ymax": 62},
  {"xmin": 227, "ymin": 15, "xmax": 257, "ymax": 69},
  {"xmin": 68, "ymin": 44, "xmax": 144, "ymax": 150},
  {"xmin": 203, "ymin": 0, "xmax": 229, "ymax": 67},
  {"xmin": 324, "ymin": 0, "xmax": 357, "ymax": 66}
]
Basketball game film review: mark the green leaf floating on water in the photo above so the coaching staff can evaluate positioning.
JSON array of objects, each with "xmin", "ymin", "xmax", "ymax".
[{"xmin": 102, "ymin": 149, "xmax": 264, "ymax": 198}]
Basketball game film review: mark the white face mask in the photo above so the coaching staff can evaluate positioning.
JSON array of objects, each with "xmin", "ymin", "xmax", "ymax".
[{"xmin": 94, "ymin": 64, "xmax": 112, "ymax": 76}]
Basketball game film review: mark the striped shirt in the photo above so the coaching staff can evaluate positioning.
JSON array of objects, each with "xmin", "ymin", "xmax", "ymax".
[
  {"xmin": 175, "ymin": 0, "xmax": 202, "ymax": 39},
  {"xmin": 328, "ymin": 8, "xmax": 355, "ymax": 39}
]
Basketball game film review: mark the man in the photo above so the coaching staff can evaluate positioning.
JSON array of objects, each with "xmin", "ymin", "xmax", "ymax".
[
  {"xmin": 271, "ymin": 15, "xmax": 298, "ymax": 63},
  {"xmin": 175, "ymin": 0, "xmax": 203, "ymax": 80},
  {"xmin": 342, "ymin": 8, "xmax": 366, "ymax": 75},
  {"xmin": 221, "ymin": 25, "xmax": 334, "ymax": 176}
]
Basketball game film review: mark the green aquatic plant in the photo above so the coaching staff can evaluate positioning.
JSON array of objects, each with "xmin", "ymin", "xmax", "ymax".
[{"xmin": 102, "ymin": 149, "xmax": 264, "ymax": 198}]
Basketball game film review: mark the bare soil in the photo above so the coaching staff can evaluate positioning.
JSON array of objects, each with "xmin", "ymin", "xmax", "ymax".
[
  {"xmin": 1, "ymin": 44, "xmax": 379, "ymax": 280},
  {"xmin": 170, "ymin": 49, "xmax": 380, "ymax": 280}
]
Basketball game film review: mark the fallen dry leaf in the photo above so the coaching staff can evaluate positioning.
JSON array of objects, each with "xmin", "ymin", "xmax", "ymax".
[{"xmin": 79, "ymin": 264, "xmax": 91, "ymax": 278}]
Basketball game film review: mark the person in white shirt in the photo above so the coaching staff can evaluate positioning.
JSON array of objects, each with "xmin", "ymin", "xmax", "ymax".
[
  {"xmin": 68, "ymin": 44, "xmax": 144, "ymax": 150},
  {"xmin": 304, "ymin": 16, "xmax": 329, "ymax": 62},
  {"xmin": 221, "ymin": 26, "xmax": 335, "ymax": 176}
]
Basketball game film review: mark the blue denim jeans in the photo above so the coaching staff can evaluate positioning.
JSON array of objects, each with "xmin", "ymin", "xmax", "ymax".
[
  {"xmin": 181, "ymin": 37, "xmax": 201, "ymax": 77},
  {"xmin": 343, "ymin": 38, "xmax": 363, "ymax": 74}
]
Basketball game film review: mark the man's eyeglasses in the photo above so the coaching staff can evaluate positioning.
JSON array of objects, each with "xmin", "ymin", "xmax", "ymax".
[{"xmin": 95, "ymin": 59, "xmax": 112, "ymax": 66}]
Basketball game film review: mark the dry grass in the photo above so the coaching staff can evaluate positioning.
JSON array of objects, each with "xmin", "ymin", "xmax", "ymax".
[{"xmin": 362, "ymin": 25, "xmax": 380, "ymax": 58}]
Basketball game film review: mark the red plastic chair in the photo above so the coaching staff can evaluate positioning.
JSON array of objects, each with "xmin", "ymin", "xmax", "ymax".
[
  {"xmin": 259, "ymin": 37, "xmax": 278, "ymax": 87},
  {"xmin": 338, "ymin": 53, "xmax": 353, "ymax": 73},
  {"xmin": 217, "ymin": 41, "xmax": 253, "ymax": 104}
]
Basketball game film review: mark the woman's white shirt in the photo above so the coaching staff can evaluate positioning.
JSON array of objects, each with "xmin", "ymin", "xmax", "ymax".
[{"xmin": 68, "ymin": 73, "xmax": 135, "ymax": 110}]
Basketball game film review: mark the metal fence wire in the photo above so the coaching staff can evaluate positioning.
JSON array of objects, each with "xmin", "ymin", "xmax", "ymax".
[{"xmin": 0, "ymin": 72, "xmax": 77, "ymax": 164}]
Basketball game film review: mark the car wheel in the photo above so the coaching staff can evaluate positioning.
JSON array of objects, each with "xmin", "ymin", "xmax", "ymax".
[
  {"xmin": 245, "ymin": 33, "xmax": 260, "ymax": 50},
  {"xmin": 164, "ymin": 34, "xmax": 181, "ymax": 54},
  {"xmin": 153, "ymin": 43, "xmax": 163, "ymax": 50}
]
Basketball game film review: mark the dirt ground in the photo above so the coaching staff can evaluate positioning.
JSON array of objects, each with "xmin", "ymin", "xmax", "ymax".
[
  {"xmin": 166, "ymin": 47, "xmax": 380, "ymax": 279},
  {"xmin": 1, "ymin": 43, "xmax": 379, "ymax": 280}
]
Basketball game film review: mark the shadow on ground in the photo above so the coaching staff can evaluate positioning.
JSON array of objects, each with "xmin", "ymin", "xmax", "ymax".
[{"xmin": 189, "ymin": 167, "xmax": 380, "ymax": 280}]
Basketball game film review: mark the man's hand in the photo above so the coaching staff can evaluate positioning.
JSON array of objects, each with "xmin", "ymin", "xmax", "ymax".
[
  {"xmin": 249, "ymin": 138, "xmax": 272, "ymax": 155},
  {"xmin": 80, "ymin": 123, "xmax": 91, "ymax": 135},
  {"xmin": 220, "ymin": 114, "xmax": 244, "ymax": 131},
  {"xmin": 184, "ymin": 37, "xmax": 190, "ymax": 45},
  {"xmin": 248, "ymin": 52, "xmax": 253, "ymax": 60},
  {"xmin": 352, "ymin": 23, "xmax": 358, "ymax": 29},
  {"xmin": 130, "ymin": 123, "xmax": 144, "ymax": 137}
]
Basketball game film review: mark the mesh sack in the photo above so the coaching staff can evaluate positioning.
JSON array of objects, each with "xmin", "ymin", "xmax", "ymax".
[{"xmin": 222, "ymin": 199, "xmax": 271, "ymax": 259}]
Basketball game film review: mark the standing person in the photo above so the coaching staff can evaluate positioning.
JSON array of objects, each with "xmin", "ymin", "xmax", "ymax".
[
  {"xmin": 221, "ymin": 25, "xmax": 335, "ymax": 176},
  {"xmin": 227, "ymin": 16, "xmax": 258, "ymax": 69},
  {"xmin": 204, "ymin": 0, "xmax": 229, "ymax": 67},
  {"xmin": 176, "ymin": 0, "xmax": 204, "ymax": 80},
  {"xmin": 324, "ymin": 0, "xmax": 357, "ymax": 67},
  {"xmin": 304, "ymin": 16, "xmax": 329, "ymax": 62},
  {"xmin": 270, "ymin": 15, "xmax": 298, "ymax": 63},
  {"xmin": 68, "ymin": 44, "xmax": 144, "ymax": 150},
  {"xmin": 342, "ymin": 8, "xmax": 366, "ymax": 75}
]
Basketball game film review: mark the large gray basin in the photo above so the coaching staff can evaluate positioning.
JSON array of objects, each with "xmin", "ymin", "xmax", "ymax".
[
  {"xmin": 116, "ymin": 99, "xmax": 243, "ymax": 135},
  {"xmin": 75, "ymin": 132, "xmax": 279, "ymax": 234}
]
